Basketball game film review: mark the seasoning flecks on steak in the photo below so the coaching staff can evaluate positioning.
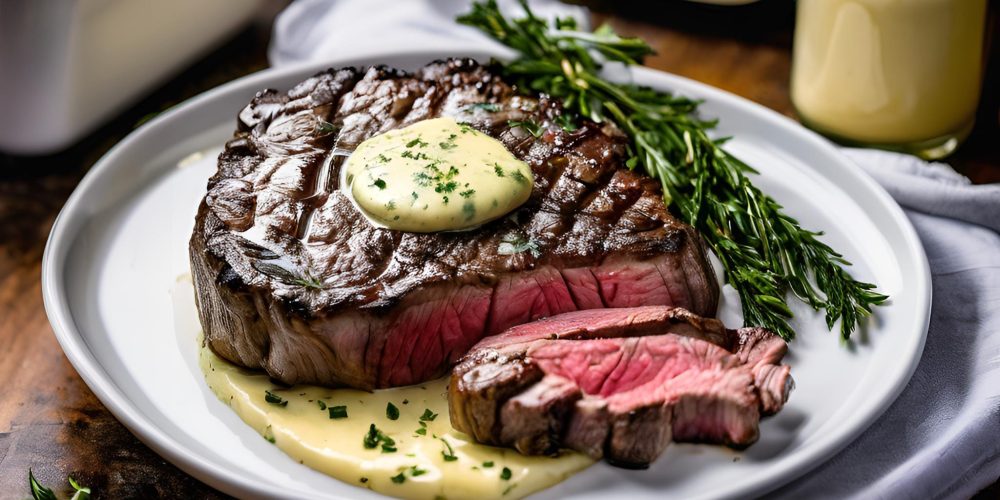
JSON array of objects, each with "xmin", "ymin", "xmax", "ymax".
[
  {"xmin": 448, "ymin": 306, "xmax": 793, "ymax": 469},
  {"xmin": 190, "ymin": 59, "xmax": 720, "ymax": 390}
]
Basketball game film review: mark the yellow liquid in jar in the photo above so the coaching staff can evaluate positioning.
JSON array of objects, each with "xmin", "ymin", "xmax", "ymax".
[{"xmin": 791, "ymin": 0, "xmax": 986, "ymax": 145}]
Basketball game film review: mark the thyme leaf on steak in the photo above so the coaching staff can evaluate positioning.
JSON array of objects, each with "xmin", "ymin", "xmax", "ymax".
[
  {"xmin": 315, "ymin": 119, "xmax": 338, "ymax": 135},
  {"xmin": 498, "ymin": 232, "xmax": 541, "ymax": 258},
  {"xmin": 459, "ymin": 0, "xmax": 887, "ymax": 342},
  {"xmin": 507, "ymin": 119, "xmax": 544, "ymax": 137},
  {"xmin": 465, "ymin": 102, "xmax": 502, "ymax": 113},
  {"xmin": 252, "ymin": 262, "xmax": 324, "ymax": 290}
]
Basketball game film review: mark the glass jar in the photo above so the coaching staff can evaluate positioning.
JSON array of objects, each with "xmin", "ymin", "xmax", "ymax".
[{"xmin": 791, "ymin": 0, "xmax": 988, "ymax": 159}]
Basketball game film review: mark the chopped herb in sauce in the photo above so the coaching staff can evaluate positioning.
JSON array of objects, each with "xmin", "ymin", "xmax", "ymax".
[
  {"xmin": 420, "ymin": 409, "xmax": 438, "ymax": 422},
  {"xmin": 390, "ymin": 472, "xmax": 406, "ymax": 484},
  {"xmin": 440, "ymin": 437, "xmax": 458, "ymax": 462},
  {"xmin": 328, "ymin": 405, "xmax": 348, "ymax": 419},
  {"xmin": 510, "ymin": 170, "xmax": 529, "ymax": 184},
  {"xmin": 459, "ymin": 188, "xmax": 476, "ymax": 198},
  {"xmin": 363, "ymin": 423, "xmax": 395, "ymax": 452},
  {"xmin": 494, "ymin": 164, "xmax": 505, "ymax": 177},
  {"xmin": 372, "ymin": 178, "xmax": 387, "ymax": 190},
  {"xmin": 363, "ymin": 425, "xmax": 379, "ymax": 448},
  {"xmin": 410, "ymin": 466, "xmax": 427, "ymax": 477},
  {"xmin": 415, "ymin": 427, "xmax": 427, "ymax": 436},
  {"xmin": 482, "ymin": 461, "xmax": 494, "ymax": 468},
  {"xmin": 500, "ymin": 467, "xmax": 512, "ymax": 480},
  {"xmin": 360, "ymin": 477, "xmax": 369, "ymax": 484},
  {"xmin": 317, "ymin": 400, "xmax": 327, "ymax": 410},
  {"xmin": 386, "ymin": 402, "xmax": 400, "ymax": 420},
  {"xmin": 264, "ymin": 390, "xmax": 288, "ymax": 407}
]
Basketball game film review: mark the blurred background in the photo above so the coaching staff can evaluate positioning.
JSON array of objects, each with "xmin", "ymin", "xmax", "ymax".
[{"xmin": 0, "ymin": 0, "xmax": 996, "ymax": 497}]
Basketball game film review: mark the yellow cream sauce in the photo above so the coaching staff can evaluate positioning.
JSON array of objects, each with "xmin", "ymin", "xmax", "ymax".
[
  {"xmin": 199, "ymin": 344, "xmax": 592, "ymax": 500},
  {"xmin": 343, "ymin": 117, "xmax": 533, "ymax": 232}
]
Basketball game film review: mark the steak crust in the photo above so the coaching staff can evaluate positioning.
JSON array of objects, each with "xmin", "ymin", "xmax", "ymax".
[{"xmin": 190, "ymin": 59, "xmax": 720, "ymax": 389}]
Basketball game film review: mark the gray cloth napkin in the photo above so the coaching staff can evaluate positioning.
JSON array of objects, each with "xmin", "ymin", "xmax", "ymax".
[
  {"xmin": 771, "ymin": 150, "xmax": 1000, "ymax": 499},
  {"xmin": 269, "ymin": 2, "xmax": 1000, "ymax": 497}
]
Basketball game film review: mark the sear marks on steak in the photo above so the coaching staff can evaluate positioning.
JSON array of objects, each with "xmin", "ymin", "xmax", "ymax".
[
  {"xmin": 448, "ymin": 306, "xmax": 792, "ymax": 469},
  {"xmin": 190, "ymin": 59, "xmax": 720, "ymax": 390}
]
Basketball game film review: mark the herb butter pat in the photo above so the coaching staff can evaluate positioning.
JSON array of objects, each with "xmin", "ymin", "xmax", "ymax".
[{"xmin": 344, "ymin": 117, "xmax": 533, "ymax": 232}]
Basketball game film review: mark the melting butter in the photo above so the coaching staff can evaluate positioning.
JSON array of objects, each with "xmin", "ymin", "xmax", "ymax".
[
  {"xmin": 344, "ymin": 117, "xmax": 533, "ymax": 232},
  {"xmin": 200, "ymin": 343, "xmax": 592, "ymax": 499}
]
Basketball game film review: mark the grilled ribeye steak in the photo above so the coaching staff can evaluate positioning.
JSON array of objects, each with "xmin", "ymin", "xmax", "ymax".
[
  {"xmin": 448, "ymin": 306, "xmax": 792, "ymax": 468},
  {"xmin": 190, "ymin": 58, "xmax": 719, "ymax": 390}
]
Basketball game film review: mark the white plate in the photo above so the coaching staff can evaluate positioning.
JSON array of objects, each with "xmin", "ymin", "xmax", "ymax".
[{"xmin": 42, "ymin": 49, "xmax": 930, "ymax": 499}]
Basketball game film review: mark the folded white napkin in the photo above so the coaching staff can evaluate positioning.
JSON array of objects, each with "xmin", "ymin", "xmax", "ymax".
[
  {"xmin": 773, "ymin": 150, "xmax": 1000, "ymax": 499},
  {"xmin": 269, "ymin": 2, "xmax": 1000, "ymax": 498},
  {"xmin": 269, "ymin": 0, "xmax": 587, "ymax": 66}
]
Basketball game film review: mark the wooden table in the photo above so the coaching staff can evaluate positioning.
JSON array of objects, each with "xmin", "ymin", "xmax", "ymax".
[{"xmin": 2, "ymin": 3, "xmax": 997, "ymax": 498}]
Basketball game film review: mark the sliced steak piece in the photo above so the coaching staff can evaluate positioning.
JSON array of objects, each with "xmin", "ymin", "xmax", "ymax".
[
  {"xmin": 448, "ymin": 306, "xmax": 792, "ymax": 469},
  {"xmin": 190, "ymin": 58, "xmax": 719, "ymax": 390}
]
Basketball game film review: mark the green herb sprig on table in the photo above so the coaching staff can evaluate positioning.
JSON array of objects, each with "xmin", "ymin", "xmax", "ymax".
[
  {"xmin": 458, "ymin": 0, "xmax": 887, "ymax": 341},
  {"xmin": 29, "ymin": 470, "xmax": 91, "ymax": 500}
]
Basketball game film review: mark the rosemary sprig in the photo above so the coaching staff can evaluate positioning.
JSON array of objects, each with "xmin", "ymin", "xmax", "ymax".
[{"xmin": 459, "ymin": 1, "xmax": 887, "ymax": 341}]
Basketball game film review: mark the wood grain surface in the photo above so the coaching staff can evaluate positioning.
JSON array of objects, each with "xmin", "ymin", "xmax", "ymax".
[{"xmin": 1, "ymin": 2, "xmax": 997, "ymax": 498}]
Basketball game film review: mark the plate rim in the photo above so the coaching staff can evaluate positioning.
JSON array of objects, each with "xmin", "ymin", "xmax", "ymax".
[{"xmin": 42, "ymin": 48, "xmax": 931, "ymax": 499}]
